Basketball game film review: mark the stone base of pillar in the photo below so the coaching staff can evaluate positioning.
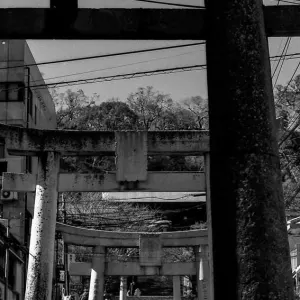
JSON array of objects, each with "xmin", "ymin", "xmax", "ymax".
[
  {"xmin": 173, "ymin": 276, "xmax": 181, "ymax": 300},
  {"xmin": 120, "ymin": 276, "xmax": 127, "ymax": 300},
  {"xmin": 89, "ymin": 246, "xmax": 105, "ymax": 300}
]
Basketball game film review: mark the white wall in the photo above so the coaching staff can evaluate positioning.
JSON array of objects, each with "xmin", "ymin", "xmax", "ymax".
[{"xmin": 24, "ymin": 42, "xmax": 56, "ymax": 130}]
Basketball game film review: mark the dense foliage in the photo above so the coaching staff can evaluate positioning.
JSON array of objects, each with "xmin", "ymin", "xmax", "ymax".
[{"xmin": 275, "ymin": 74, "xmax": 300, "ymax": 209}]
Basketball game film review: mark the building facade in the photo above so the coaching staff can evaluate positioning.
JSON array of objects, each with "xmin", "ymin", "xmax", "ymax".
[{"xmin": 0, "ymin": 40, "xmax": 57, "ymax": 300}]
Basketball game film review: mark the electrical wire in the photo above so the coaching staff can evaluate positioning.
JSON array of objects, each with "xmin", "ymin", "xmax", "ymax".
[
  {"xmin": 271, "ymin": 52, "xmax": 300, "ymax": 61},
  {"xmin": 40, "ymin": 64, "xmax": 206, "ymax": 89},
  {"xmin": 0, "ymin": 64, "xmax": 206, "ymax": 93},
  {"xmin": 271, "ymin": 37, "xmax": 285, "ymax": 77},
  {"xmin": 0, "ymin": 42, "xmax": 205, "ymax": 71},
  {"xmin": 0, "ymin": 38, "xmax": 299, "ymax": 82},
  {"xmin": 272, "ymin": 37, "xmax": 291, "ymax": 87},
  {"xmin": 133, "ymin": 0, "xmax": 205, "ymax": 8},
  {"xmin": 13, "ymin": 51, "xmax": 300, "ymax": 87},
  {"xmin": 32, "ymin": 50, "xmax": 201, "ymax": 83},
  {"xmin": 273, "ymin": 38, "xmax": 292, "ymax": 89}
]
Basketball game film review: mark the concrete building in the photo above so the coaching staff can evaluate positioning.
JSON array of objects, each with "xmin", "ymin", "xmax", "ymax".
[{"xmin": 0, "ymin": 40, "xmax": 56, "ymax": 300}]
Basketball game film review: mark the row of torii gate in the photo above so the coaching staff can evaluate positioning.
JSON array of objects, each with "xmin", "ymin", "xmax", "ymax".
[
  {"xmin": 0, "ymin": 1, "xmax": 295, "ymax": 298},
  {"xmin": 0, "ymin": 123, "xmax": 212, "ymax": 300}
]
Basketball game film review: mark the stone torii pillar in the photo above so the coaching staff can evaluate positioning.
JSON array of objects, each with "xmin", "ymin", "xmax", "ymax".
[
  {"xmin": 25, "ymin": 152, "xmax": 60, "ymax": 300},
  {"xmin": 89, "ymin": 246, "xmax": 105, "ymax": 300},
  {"xmin": 205, "ymin": 0, "xmax": 294, "ymax": 299},
  {"xmin": 172, "ymin": 276, "xmax": 181, "ymax": 300},
  {"xmin": 195, "ymin": 246, "xmax": 210, "ymax": 300},
  {"xmin": 119, "ymin": 276, "xmax": 127, "ymax": 300}
]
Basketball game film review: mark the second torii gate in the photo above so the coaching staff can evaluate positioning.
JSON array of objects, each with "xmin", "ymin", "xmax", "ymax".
[
  {"xmin": 0, "ymin": 123, "xmax": 211, "ymax": 300},
  {"xmin": 56, "ymin": 222, "xmax": 210, "ymax": 300}
]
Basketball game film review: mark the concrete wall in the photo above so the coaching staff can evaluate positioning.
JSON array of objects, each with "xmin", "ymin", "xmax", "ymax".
[{"xmin": 24, "ymin": 42, "xmax": 56, "ymax": 130}]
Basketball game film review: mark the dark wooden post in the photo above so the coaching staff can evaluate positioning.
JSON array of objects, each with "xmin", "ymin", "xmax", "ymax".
[{"xmin": 205, "ymin": 0, "xmax": 294, "ymax": 299}]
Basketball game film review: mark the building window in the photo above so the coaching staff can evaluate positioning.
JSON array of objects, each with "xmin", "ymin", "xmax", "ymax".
[
  {"xmin": 0, "ymin": 138, "xmax": 4, "ymax": 158},
  {"xmin": 0, "ymin": 246, "xmax": 5, "ymax": 280},
  {"xmin": 26, "ymin": 156, "xmax": 32, "ymax": 173},
  {"xmin": 0, "ymin": 161, "xmax": 7, "ymax": 174},
  {"xmin": 8, "ymin": 83, "xmax": 20, "ymax": 101},
  {"xmin": 14, "ymin": 292, "xmax": 20, "ymax": 300},
  {"xmin": 0, "ymin": 82, "xmax": 25, "ymax": 102},
  {"xmin": 8, "ymin": 256, "xmax": 16, "ymax": 288},
  {"xmin": 0, "ymin": 83, "xmax": 6, "ymax": 101}
]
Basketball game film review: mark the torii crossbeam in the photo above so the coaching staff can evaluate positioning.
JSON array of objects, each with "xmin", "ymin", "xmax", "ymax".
[{"xmin": 0, "ymin": 5, "xmax": 299, "ymax": 39}]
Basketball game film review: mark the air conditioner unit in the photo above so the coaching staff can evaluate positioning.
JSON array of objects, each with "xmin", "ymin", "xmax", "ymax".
[{"xmin": 0, "ymin": 190, "xmax": 18, "ymax": 201}]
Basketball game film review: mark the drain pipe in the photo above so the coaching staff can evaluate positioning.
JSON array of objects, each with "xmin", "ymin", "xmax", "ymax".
[
  {"xmin": 24, "ymin": 66, "xmax": 30, "ymax": 298},
  {"xmin": 25, "ymin": 66, "xmax": 30, "ymax": 129}
]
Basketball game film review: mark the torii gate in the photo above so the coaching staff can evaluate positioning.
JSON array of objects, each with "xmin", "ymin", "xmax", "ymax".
[
  {"xmin": 0, "ymin": 0, "xmax": 294, "ymax": 299},
  {"xmin": 0, "ymin": 123, "xmax": 211, "ymax": 300},
  {"xmin": 56, "ymin": 222, "xmax": 210, "ymax": 300}
]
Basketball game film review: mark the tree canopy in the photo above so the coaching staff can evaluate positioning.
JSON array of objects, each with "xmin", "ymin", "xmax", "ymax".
[
  {"xmin": 53, "ymin": 82, "xmax": 300, "ymax": 211},
  {"xmin": 275, "ymin": 74, "xmax": 300, "ymax": 210}
]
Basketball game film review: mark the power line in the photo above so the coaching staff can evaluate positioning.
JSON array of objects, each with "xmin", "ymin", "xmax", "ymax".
[
  {"xmin": 0, "ymin": 40, "xmax": 300, "ymax": 80},
  {"xmin": 0, "ymin": 64, "xmax": 206, "ymax": 92},
  {"xmin": 273, "ymin": 37, "xmax": 292, "ymax": 88},
  {"xmin": 0, "ymin": 42, "xmax": 205, "ymax": 71},
  {"xmin": 33, "ymin": 50, "xmax": 200, "ymax": 83},
  {"xmin": 272, "ymin": 37, "xmax": 290, "ymax": 79},
  {"xmin": 41, "ymin": 64, "xmax": 206, "ymax": 89},
  {"xmin": 271, "ymin": 52, "xmax": 300, "ymax": 61},
  {"xmin": 133, "ymin": 0, "xmax": 205, "ymax": 8}
]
